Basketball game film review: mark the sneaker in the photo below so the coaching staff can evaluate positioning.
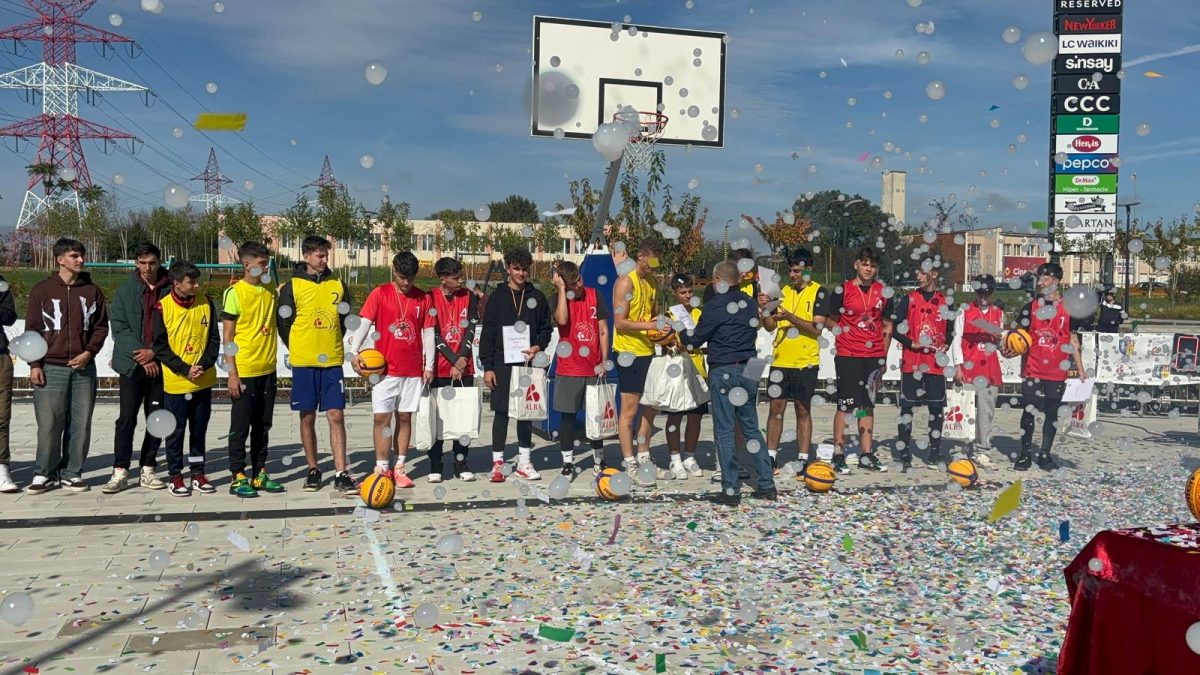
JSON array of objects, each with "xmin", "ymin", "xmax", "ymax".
[
  {"xmin": 101, "ymin": 469, "xmax": 129, "ymax": 494},
  {"xmin": 1014, "ymin": 451, "xmax": 1033, "ymax": 472},
  {"xmin": 832, "ymin": 454, "xmax": 851, "ymax": 474},
  {"xmin": 771, "ymin": 456, "xmax": 780, "ymax": 476},
  {"xmin": 923, "ymin": 450, "xmax": 943, "ymax": 469},
  {"xmin": 1036, "ymin": 453, "xmax": 1059, "ymax": 471},
  {"xmin": 427, "ymin": 473, "xmax": 443, "ymax": 484},
  {"xmin": 794, "ymin": 460, "xmax": 810, "ymax": 480},
  {"xmin": 710, "ymin": 468, "xmax": 723, "ymax": 483},
  {"xmin": 858, "ymin": 453, "xmax": 888, "ymax": 473},
  {"xmin": 454, "ymin": 461, "xmax": 475, "ymax": 482},
  {"xmin": 63, "ymin": 477, "xmax": 89, "ymax": 493},
  {"xmin": 737, "ymin": 466, "xmax": 751, "ymax": 480},
  {"xmin": 333, "ymin": 472, "xmax": 357, "ymax": 495},
  {"xmin": 561, "ymin": 462, "xmax": 575, "ymax": 478},
  {"xmin": 899, "ymin": 455, "xmax": 913, "ymax": 474},
  {"xmin": 489, "ymin": 460, "xmax": 506, "ymax": 483},
  {"xmin": 393, "ymin": 471, "xmax": 416, "ymax": 489},
  {"xmin": 669, "ymin": 460, "xmax": 689, "ymax": 481},
  {"xmin": 229, "ymin": 473, "xmax": 258, "ymax": 498},
  {"xmin": 682, "ymin": 456, "xmax": 703, "ymax": 477},
  {"xmin": 25, "ymin": 476, "xmax": 56, "ymax": 495},
  {"xmin": 710, "ymin": 491, "xmax": 741, "ymax": 507},
  {"xmin": 303, "ymin": 467, "xmax": 322, "ymax": 492},
  {"xmin": 655, "ymin": 466, "xmax": 674, "ymax": 481},
  {"xmin": 514, "ymin": 461, "xmax": 540, "ymax": 481},
  {"xmin": 750, "ymin": 488, "xmax": 778, "ymax": 501},
  {"xmin": 168, "ymin": 475, "xmax": 191, "ymax": 497},
  {"xmin": 251, "ymin": 470, "xmax": 284, "ymax": 493},
  {"xmin": 139, "ymin": 466, "xmax": 166, "ymax": 490},
  {"xmin": 0, "ymin": 465, "xmax": 17, "ymax": 493},
  {"xmin": 191, "ymin": 473, "xmax": 216, "ymax": 493}
]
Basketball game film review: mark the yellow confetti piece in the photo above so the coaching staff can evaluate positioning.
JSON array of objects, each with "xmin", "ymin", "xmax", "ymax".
[
  {"xmin": 194, "ymin": 112, "xmax": 247, "ymax": 131},
  {"xmin": 1144, "ymin": 71, "xmax": 1166, "ymax": 78},
  {"xmin": 987, "ymin": 480, "xmax": 1023, "ymax": 523},
  {"xmin": 556, "ymin": 522, "xmax": 572, "ymax": 530}
]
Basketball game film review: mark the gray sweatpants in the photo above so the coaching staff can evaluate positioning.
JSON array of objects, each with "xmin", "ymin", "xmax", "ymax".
[{"xmin": 972, "ymin": 385, "xmax": 998, "ymax": 453}]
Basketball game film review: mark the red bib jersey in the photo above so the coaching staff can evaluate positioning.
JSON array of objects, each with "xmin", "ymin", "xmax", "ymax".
[
  {"xmin": 900, "ymin": 289, "xmax": 949, "ymax": 375},
  {"xmin": 556, "ymin": 286, "xmax": 605, "ymax": 377},
  {"xmin": 960, "ymin": 303, "xmax": 1004, "ymax": 386},
  {"xmin": 431, "ymin": 288, "xmax": 476, "ymax": 378},
  {"xmin": 359, "ymin": 283, "xmax": 434, "ymax": 377},
  {"xmin": 1024, "ymin": 298, "xmax": 1071, "ymax": 382},
  {"xmin": 835, "ymin": 280, "xmax": 887, "ymax": 358}
]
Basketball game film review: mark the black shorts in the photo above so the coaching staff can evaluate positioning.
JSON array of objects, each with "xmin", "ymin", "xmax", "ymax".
[
  {"xmin": 835, "ymin": 355, "xmax": 883, "ymax": 412},
  {"xmin": 668, "ymin": 402, "xmax": 709, "ymax": 415},
  {"xmin": 768, "ymin": 366, "xmax": 818, "ymax": 405},
  {"xmin": 899, "ymin": 372, "xmax": 947, "ymax": 408},
  {"xmin": 616, "ymin": 355, "xmax": 653, "ymax": 395},
  {"xmin": 1023, "ymin": 378, "xmax": 1067, "ymax": 414}
]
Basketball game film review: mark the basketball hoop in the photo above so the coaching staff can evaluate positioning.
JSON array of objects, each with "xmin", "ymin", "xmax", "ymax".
[{"xmin": 613, "ymin": 109, "xmax": 668, "ymax": 173}]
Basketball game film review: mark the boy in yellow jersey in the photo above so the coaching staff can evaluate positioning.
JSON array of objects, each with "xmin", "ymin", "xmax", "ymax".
[
  {"xmin": 152, "ymin": 262, "xmax": 219, "ymax": 497},
  {"xmin": 223, "ymin": 242, "xmax": 288, "ymax": 498},
  {"xmin": 278, "ymin": 236, "xmax": 354, "ymax": 492},
  {"xmin": 663, "ymin": 273, "xmax": 706, "ymax": 478},
  {"xmin": 611, "ymin": 237, "xmax": 670, "ymax": 486},
  {"xmin": 761, "ymin": 247, "xmax": 829, "ymax": 474}
]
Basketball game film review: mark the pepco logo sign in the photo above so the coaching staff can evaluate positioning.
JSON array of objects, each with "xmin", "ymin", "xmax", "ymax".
[{"xmin": 1072, "ymin": 135, "xmax": 1101, "ymax": 152}]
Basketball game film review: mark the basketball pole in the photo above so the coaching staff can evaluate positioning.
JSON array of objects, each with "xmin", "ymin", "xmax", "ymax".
[{"xmin": 589, "ymin": 157, "xmax": 624, "ymax": 245}]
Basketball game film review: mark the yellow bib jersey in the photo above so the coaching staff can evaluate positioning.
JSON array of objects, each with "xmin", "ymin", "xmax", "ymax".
[
  {"xmin": 159, "ymin": 294, "xmax": 218, "ymax": 395},
  {"xmin": 282, "ymin": 273, "xmax": 347, "ymax": 367},
  {"xmin": 611, "ymin": 269, "xmax": 657, "ymax": 357},
  {"xmin": 772, "ymin": 282, "xmax": 824, "ymax": 369}
]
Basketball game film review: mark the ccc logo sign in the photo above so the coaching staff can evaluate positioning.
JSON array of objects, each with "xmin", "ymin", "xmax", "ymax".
[{"xmin": 1062, "ymin": 95, "xmax": 1114, "ymax": 113}]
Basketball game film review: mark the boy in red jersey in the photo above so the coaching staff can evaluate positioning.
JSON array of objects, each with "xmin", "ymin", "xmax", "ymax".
[
  {"xmin": 950, "ymin": 274, "xmax": 1004, "ymax": 466},
  {"xmin": 1004, "ymin": 262, "xmax": 1087, "ymax": 471},
  {"xmin": 827, "ymin": 247, "xmax": 893, "ymax": 473},
  {"xmin": 890, "ymin": 262, "xmax": 954, "ymax": 472},
  {"xmin": 550, "ymin": 262, "xmax": 610, "ymax": 478},
  {"xmin": 427, "ymin": 257, "xmax": 481, "ymax": 482},
  {"xmin": 350, "ymin": 252, "xmax": 435, "ymax": 488}
]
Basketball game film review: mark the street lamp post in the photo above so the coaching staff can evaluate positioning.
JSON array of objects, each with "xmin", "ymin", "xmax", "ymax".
[
  {"xmin": 833, "ymin": 199, "xmax": 867, "ymax": 280},
  {"xmin": 723, "ymin": 218, "xmax": 733, "ymax": 260},
  {"xmin": 1117, "ymin": 199, "xmax": 1140, "ymax": 311}
]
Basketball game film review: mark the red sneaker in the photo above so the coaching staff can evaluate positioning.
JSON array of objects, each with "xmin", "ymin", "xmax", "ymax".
[
  {"xmin": 489, "ymin": 460, "xmax": 506, "ymax": 483},
  {"xmin": 190, "ymin": 472, "xmax": 216, "ymax": 493},
  {"xmin": 393, "ymin": 471, "xmax": 415, "ymax": 488},
  {"xmin": 168, "ymin": 475, "xmax": 191, "ymax": 497}
]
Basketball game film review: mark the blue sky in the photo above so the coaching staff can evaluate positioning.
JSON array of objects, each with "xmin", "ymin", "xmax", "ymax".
[{"xmin": 0, "ymin": 0, "xmax": 1194, "ymax": 243}]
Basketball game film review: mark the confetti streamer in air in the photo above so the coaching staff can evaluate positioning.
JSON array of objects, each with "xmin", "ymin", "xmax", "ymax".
[
  {"xmin": 988, "ymin": 480, "xmax": 1024, "ymax": 523},
  {"xmin": 1144, "ymin": 71, "xmax": 1166, "ymax": 78},
  {"xmin": 607, "ymin": 514, "xmax": 622, "ymax": 544},
  {"xmin": 988, "ymin": 104, "xmax": 1001, "ymax": 111},
  {"xmin": 857, "ymin": 151, "xmax": 870, "ymax": 162},
  {"xmin": 194, "ymin": 112, "xmax": 247, "ymax": 131}
]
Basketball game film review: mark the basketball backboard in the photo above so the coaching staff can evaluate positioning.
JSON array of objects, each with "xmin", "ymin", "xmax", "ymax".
[{"xmin": 531, "ymin": 16, "xmax": 727, "ymax": 147}]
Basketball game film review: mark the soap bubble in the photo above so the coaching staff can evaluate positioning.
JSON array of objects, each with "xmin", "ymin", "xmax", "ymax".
[
  {"xmin": 185, "ymin": 522, "xmax": 200, "ymax": 538},
  {"xmin": 213, "ymin": 2, "xmax": 225, "ymax": 12},
  {"xmin": 474, "ymin": 204, "xmax": 491, "ymax": 221},
  {"xmin": 636, "ymin": 462, "xmax": 656, "ymax": 485},
  {"xmin": 360, "ymin": 154, "xmax": 374, "ymax": 169},
  {"xmin": 548, "ymin": 476, "xmax": 570, "ymax": 499},
  {"xmin": 243, "ymin": 180, "xmax": 254, "ymax": 191},
  {"xmin": 925, "ymin": 81, "xmax": 946, "ymax": 101},
  {"xmin": 149, "ymin": 550, "xmax": 171, "ymax": 570},
  {"xmin": 109, "ymin": 13, "xmax": 123, "ymax": 26},
  {"xmin": 555, "ymin": 341, "xmax": 573, "ymax": 358},
  {"xmin": 435, "ymin": 533, "xmax": 463, "ymax": 554},
  {"xmin": 278, "ymin": 305, "xmax": 293, "ymax": 319},
  {"xmin": 1128, "ymin": 239, "xmax": 1144, "ymax": 254},
  {"xmin": 1154, "ymin": 256, "xmax": 1170, "ymax": 270},
  {"xmin": 1022, "ymin": 32, "xmax": 1057, "ymax": 65},
  {"xmin": 592, "ymin": 121, "xmax": 629, "ymax": 161},
  {"xmin": 1187, "ymin": 622, "xmax": 1200, "ymax": 655},
  {"xmin": 413, "ymin": 602, "xmax": 439, "ymax": 628},
  {"xmin": 609, "ymin": 471, "xmax": 632, "ymax": 496},
  {"xmin": 471, "ymin": 10, "xmax": 482, "ymax": 21},
  {"xmin": 140, "ymin": 0, "xmax": 162, "ymax": 14},
  {"xmin": 1013, "ymin": 74, "xmax": 1030, "ymax": 90},
  {"xmin": 916, "ymin": 51, "xmax": 931, "ymax": 65},
  {"xmin": 1087, "ymin": 557, "xmax": 1103, "ymax": 572},
  {"xmin": 146, "ymin": 409, "xmax": 177, "ymax": 439},
  {"xmin": 0, "ymin": 592, "xmax": 33, "ymax": 626},
  {"xmin": 1002, "ymin": 26, "xmax": 1021, "ymax": 44},
  {"xmin": 11, "ymin": 331, "xmax": 47, "ymax": 362},
  {"xmin": 727, "ymin": 387, "xmax": 749, "ymax": 406},
  {"xmin": 205, "ymin": 82, "xmax": 218, "ymax": 94},
  {"xmin": 113, "ymin": 173, "xmax": 125, "ymax": 184},
  {"xmin": 1136, "ymin": 123, "xmax": 1151, "ymax": 137},
  {"xmin": 433, "ymin": 485, "xmax": 447, "ymax": 500},
  {"xmin": 364, "ymin": 61, "xmax": 388, "ymax": 85},
  {"xmin": 164, "ymin": 184, "xmax": 189, "ymax": 208}
]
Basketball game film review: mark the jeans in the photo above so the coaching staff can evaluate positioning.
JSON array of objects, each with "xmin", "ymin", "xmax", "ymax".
[
  {"xmin": 33, "ymin": 362, "xmax": 97, "ymax": 480},
  {"xmin": 113, "ymin": 366, "xmax": 163, "ymax": 469},
  {"xmin": 228, "ymin": 373, "xmax": 277, "ymax": 476},
  {"xmin": 163, "ymin": 389, "xmax": 212, "ymax": 476},
  {"xmin": 708, "ymin": 364, "xmax": 773, "ymax": 494},
  {"xmin": 0, "ymin": 355, "xmax": 12, "ymax": 465}
]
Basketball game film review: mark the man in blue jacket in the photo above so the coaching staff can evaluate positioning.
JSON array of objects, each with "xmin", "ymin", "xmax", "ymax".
[{"xmin": 682, "ymin": 261, "xmax": 775, "ymax": 505}]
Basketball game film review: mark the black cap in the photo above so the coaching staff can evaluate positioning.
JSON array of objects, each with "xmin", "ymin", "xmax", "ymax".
[
  {"xmin": 1036, "ymin": 262, "xmax": 1064, "ymax": 280},
  {"xmin": 973, "ymin": 274, "xmax": 996, "ymax": 294}
]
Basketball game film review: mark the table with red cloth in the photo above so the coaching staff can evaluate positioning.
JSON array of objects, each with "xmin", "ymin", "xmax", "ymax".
[{"xmin": 1059, "ymin": 523, "xmax": 1200, "ymax": 674}]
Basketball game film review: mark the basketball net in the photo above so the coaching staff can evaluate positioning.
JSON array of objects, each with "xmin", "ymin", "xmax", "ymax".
[{"xmin": 614, "ymin": 110, "xmax": 668, "ymax": 174}]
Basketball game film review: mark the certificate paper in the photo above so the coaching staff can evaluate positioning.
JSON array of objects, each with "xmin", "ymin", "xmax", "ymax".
[
  {"xmin": 1062, "ymin": 378, "xmax": 1094, "ymax": 403},
  {"xmin": 669, "ymin": 304, "xmax": 696, "ymax": 330},
  {"xmin": 502, "ymin": 326, "xmax": 531, "ymax": 364}
]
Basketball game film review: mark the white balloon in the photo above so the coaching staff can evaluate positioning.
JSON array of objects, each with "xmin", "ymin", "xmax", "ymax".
[
  {"xmin": 474, "ymin": 204, "xmax": 491, "ymax": 221},
  {"xmin": 435, "ymin": 533, "xmax": 464, "ymax": 554},
  {"xmin": 0, "ymin": 592, "xmax": 33, "ymax": 626},
  {"xmin": 12, "ymin": 331, "xmax": 47, "ymax": 362},
  {"xmin": 548, "ymin": 476, "xmax": 570, "ymax": 499},
  {"xmin": 146, "ymin": 409, "xmax": 177, "ymax": 439},
  {"xmin": 359, "ymin": 154, "xmax": 375, "ymax": 169},
  {"xmin": 591, "ymin": 122, "xmax": 629, "ymax": 162},
  {"xmin": 364, "ymin": 61, "xmax": 388, "ymax": 85},
  {"xmin": 413, "ymin": 602, "xmax": 439, "ymax": 628}
]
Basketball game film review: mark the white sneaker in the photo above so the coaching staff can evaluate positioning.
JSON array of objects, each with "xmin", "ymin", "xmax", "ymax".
[
  {"xmin": 0, "ymin": 465, "xmax": 17, "ymax": 493},
  {"xmin": 669, "ymin": 459, "xmax": 689, "ymax": 480},
  {"xmin": 514, "ymin": 461, "xmax": 541, "ymax": 480},
  {"xmin": 102, "ymin": 468, "xmax": 129, "ymax": 494},
  {"xmin": 710, "ymin": 468, "xmax": 723, "ymax": 483},
  {"xmin": 140, "ymin": 466, "xmax": 165, "ymax": 490},
  {"xmin": 682, "ymin": 456, "xmax": 703, "ymax": 477},
  {"xmin": 457, "ymin": 471, "xmax": 476, "ymax": 482},
  {"xmin": 427, "ymin": 473, "xmax": 443, "ymax": 484},
  {"xmin": 655, "ymin": 466, "xmax": 673, "ymax": 481}
]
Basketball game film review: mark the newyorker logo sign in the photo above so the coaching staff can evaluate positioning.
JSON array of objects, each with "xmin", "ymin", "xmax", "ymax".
[
  {"xmin": 1055, "ymin": 0, "xmax": 1123, "ymax": 12},
  {"xmin": 1058, "ymin": 34, "xmax": 1123, "ymax": 54},
  {"xmin": 1055, "ymin": 54, "xmax": 1121, "ymax": 74},
  {"xmin": 1058, "ymin": 14, "xmax": 1122, "ymax": 33}
]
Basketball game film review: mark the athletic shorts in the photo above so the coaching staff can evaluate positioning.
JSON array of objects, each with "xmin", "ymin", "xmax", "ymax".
[
  {"xmin": 553, "ymin": 375, "xmax": 591, "ymax": 413},
  {"xmin": 768, "ymin": 366, "xmax": 818, "ymax": 404},
  {"xmin": 290, "ymin": 366, "xmax": 345, "ymax": 412},
  {"xmin": 1022, "ymin": 378, "xmax": 1067, "ymax": 414},
  {"xmin": 835, "ymin": 355, "xmax": 883, "ymax": 413},
  {"xmin": 899, "ymin": 371, "xmax": 947, "ymax": 408},
  {"xmin": 615, "ymin": 354, "xmax": 653, "ymax": 395},
  {"xmin": 372, "ymin": 375, "xmax": 424, "ymax": 414}
]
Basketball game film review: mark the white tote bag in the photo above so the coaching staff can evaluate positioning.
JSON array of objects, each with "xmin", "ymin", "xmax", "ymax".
[
  {"xmin": 438, "ymin": 381, "xmax": 482, "ymax": 442},
  {"xmin": 643, "ymin": 354, "xmax": 710, "ymax": 413},
  {"xmin": 510, "ymin": 366, "xmax": 549, "ymax": 421},
  {"xmin": 413, "ymin": 385, "xmax": 440, "ymax": 450},
  {"xmin": 1065, "ymin": 396, "xmax": 1098, "ymax": 440},
  {"xmin": 941, "ymin": 386, "xmax": 977, "ymax": 442},
  {"xmin": 585, "ymin": 377, "xmax": 618, "ymax": 440}
]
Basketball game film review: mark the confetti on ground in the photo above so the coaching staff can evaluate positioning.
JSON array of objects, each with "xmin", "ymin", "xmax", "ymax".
[{"xmin": 537, "ymin": 624, "xmax": 575, "ymax": 642}]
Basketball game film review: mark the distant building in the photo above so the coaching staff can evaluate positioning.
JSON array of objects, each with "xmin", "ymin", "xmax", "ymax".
[{"xmin": 881, "ymin": 170, "xmax": 907, "ymax": 225}]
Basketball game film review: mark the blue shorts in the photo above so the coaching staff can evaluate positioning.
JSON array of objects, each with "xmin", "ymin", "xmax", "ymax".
[{"xmin": 290, "ymin": 366, "xmax": 345, "ymax": 412}]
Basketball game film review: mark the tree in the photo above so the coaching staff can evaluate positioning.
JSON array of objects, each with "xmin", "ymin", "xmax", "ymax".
[
  {"xmin": 377, "ymin": 196, "xmax": 413, "ymax": 253},
  {"xmin": 792, "ymin": 190, "xmax": 901, "ymax": 283},
  {"xmin": 25, "ymin": 162, "xmax": 58, "ymax": 194},
  {"xmin": 554, "ymin": 148, "xmax": 666, "ymax": 249},
  {"xmin": 655, "ymin": 188, "xmax": 708, "ymax": 274},
  {"xmin": 219, "ymin": 202, "xmax": 265, "ymax": 248},
  {"xmin": 315, "ymin": 186, "xmax": 360, "ymax": 268},
  {"xmin": 487, "ymin": 194, "xmax": 539, "ymax": 224},
  {"xmin": 746, "ymin": 212, "xmax": 812, "ymax": 255},
  {"xmin": 147, "ymin": 206, "xmax": 192, "ymax": 261},
  {"xmin": 278, "ymin": 193, "xmax": 317, "ymax": 244},
  {"xmin": 532, "ymin": 220, "xmax": 561, "ymax": 261},
  {"xmin": 1141, "ymin": 216, "xmax": 1200, "ymax": 301},
  {"xmin": 429, "ymin": 208, "xmax": 474, "ymax": 221}
]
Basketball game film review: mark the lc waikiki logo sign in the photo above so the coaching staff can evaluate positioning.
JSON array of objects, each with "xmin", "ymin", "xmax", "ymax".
[{"xmin": 1058, "ymin": 34, "xmax": 1122, "ymax": 54}]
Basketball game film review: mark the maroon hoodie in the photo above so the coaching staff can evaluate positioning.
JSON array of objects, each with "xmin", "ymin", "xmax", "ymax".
[{"xmin": 25, "ymin": 271, "xmax": 109, "ymax": 368}]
